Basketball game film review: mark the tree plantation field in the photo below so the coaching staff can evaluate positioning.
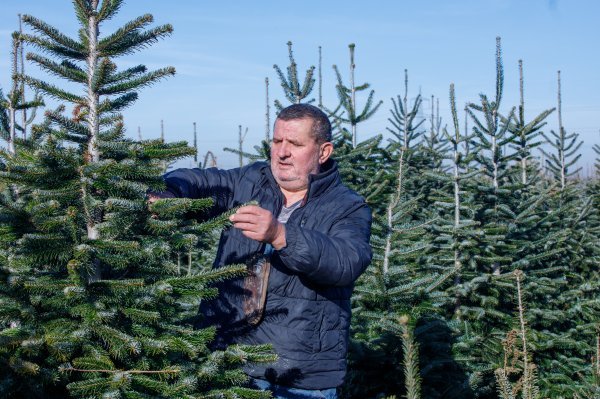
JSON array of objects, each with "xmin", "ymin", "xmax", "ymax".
[{"xmin": 0, "ymin": 1, "xmax": 599, "ymax": 398}]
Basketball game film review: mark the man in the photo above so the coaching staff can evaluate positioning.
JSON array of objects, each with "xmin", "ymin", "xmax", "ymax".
[{"xmin": 150, "ymin": 104, "xmax": 372, "ymax": 397}]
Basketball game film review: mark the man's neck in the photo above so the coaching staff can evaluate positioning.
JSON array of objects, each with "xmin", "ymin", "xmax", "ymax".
[{"xmin": 280, "ymin": 188, "xmax": 307, "ymax": 207}]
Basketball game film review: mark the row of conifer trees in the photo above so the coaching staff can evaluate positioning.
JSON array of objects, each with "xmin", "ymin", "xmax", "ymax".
[
  {"xmin": 0, "ymin": 1, "xmax": 599, "ymax": 398},
  {"xmin": 329, "ymin": 41, "xmax": 600, "ymax": 399}
]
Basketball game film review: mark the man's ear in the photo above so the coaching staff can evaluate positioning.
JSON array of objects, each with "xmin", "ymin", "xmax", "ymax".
[{"xmin": 319, "ymin": 142, "xmax": 334, "ymax": 164}]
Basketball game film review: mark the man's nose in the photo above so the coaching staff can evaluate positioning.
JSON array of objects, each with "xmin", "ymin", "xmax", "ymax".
[{"xmin": 276, "ymin": 142, "xmax": 290, "ymax": 158}]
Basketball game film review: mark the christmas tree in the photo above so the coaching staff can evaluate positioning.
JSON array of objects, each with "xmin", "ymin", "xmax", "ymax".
[{"xmin": 0, "ymin": 1, "xmax": 274, "ymax": 397}]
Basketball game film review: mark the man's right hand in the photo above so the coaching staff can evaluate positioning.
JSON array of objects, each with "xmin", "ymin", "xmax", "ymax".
[{"xmin": 229, "ymin": 205, "xmax": 287, "ymax": 250}]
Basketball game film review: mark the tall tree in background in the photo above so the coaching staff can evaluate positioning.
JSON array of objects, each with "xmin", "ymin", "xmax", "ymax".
[
  {"xmin": 273, "ymin": 40, "xmax": 315, "ymax": 111},
  {"xmin": 325, "ymin": 44, "xmax": 389, "ymax": 212},
  {"xmin": 345, "ymin": 74, "xmax": 462, "ymax": 399},
  {"xmin": 541, "ymin": 71, "xmax": 582, "ymax": 190},
  {"xmin": 223, "ymin": 41, "xmax": 315, "ymax": 164},
  {"xmin": 0, "ymin": 1, "xmax": 274, "ymax": 397},
  {"xmin": 327, "ymin": 43, "xmax": 383, "ymax": 148},
  {"xmin": 447, "ymin": 37, "xmax": 521, "ymax": 396},
  {"xmin": 0, "ymin": 31, "xmax": 43, "ymax": 155},
  {"xmin": 385, "ymin": 70, "xmax": 445, "ymax": 220},
  {"xmin": 423, "ymin": 83, "xmax": 483, "ymax": 398},
  {"xmin": 507, "ymin": 60, "xmax": 553, "ymax": 187},
  {"xmin": 531, "ymin": 70, "xmax": 600, "ymax": 397}
]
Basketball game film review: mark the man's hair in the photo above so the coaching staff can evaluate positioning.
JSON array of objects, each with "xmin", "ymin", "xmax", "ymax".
[{"xmin": 276, "ymin": 103, "xmax": 332, "ymax": 143}]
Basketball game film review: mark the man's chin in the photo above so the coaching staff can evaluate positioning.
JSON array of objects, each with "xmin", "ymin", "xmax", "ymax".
[
  {"xmin": 273, "ymin": 170, "xmax": 296, "ymax": 181},
  {"xmin": 273, "ymin": 176, "xmax": 306, "ymax": 190}
]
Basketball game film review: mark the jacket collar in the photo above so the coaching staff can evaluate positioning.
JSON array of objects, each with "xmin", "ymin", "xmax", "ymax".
[
  {"xmin": 306, "ymin": 158, "xmax": 339, "ymax": 200},
  {"xmin": 262, "ymin": 159, "xmax": 340, "ymax": 202}
]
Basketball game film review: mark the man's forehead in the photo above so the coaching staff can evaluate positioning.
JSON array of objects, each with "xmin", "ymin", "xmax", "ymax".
[{"xmin": 273, "ymin": 118, "xmax": 314, "ymax": 136}]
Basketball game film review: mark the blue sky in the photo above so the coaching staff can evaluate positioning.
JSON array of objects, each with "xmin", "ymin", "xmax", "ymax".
[{"xmin": 1, "ymin": 0, "xmax": 599, "ymax": 171}]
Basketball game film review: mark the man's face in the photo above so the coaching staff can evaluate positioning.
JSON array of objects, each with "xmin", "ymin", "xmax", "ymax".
[{"xmin": 270, "ymin": 118, "xmax": 326, "ymax": 193}]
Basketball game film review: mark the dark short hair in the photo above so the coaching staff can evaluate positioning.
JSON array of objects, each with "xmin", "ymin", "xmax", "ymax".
[{"xmin": 276, "ymin": 103, "xmax": 332, "ymax": 143}]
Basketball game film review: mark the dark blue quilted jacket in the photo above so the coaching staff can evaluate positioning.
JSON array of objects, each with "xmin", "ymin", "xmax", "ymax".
[{"xmin": 163, "ymin": 160, "xmax": 372, "ymax": 389}]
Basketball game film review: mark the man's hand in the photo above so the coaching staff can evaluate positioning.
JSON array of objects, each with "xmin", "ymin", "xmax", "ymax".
[
  {"xmin": 147, "ymin": 190, "xmax": 176, "ymax": 204},
  {"xmin": 230, "ymin": 205, "xmax": 286, "ymax": 250},
  {"xmin": 147, "ymin": 191, "xmax": 176, "ymax": 219}
]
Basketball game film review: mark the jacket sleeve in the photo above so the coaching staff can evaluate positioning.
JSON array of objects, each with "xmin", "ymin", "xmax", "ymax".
[
  {"xmin": 162, "ymin": 167, "xmax": 243, "ymax": 212},
  {"xmin": 276, "ymin": 201, "xmax": 372, "ymax": 287}
]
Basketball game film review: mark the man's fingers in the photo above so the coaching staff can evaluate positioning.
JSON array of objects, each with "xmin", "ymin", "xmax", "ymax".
[
  {"xmin": 230, "ymin": 205, "xmax": 269, "ymax": 222},
  {"xmin": 229, "ymin": 213, "xmax": 260, "ymax": 224},
  {"xmin": 147, "ymin": 191, "xmax": 176, "ymax": 204},
  {"xmin": 229, "ymin": 204, "xmax": 281, "ymax": 245},
  {"xmin": 231, "ymin": 222, "xmax": 258, "ymax": 232},
  {"xmin": 234, "ymin": 205, "xmax": 263, "ymax": 215}
]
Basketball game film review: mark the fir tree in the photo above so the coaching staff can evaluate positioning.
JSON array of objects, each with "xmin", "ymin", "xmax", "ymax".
[
  {"xmin": 0, "ymin": 31, "xmax": 43, "ymax": 155},
  {"xmin": 506, "ymin": 60, "xmax": 553, "ymax": 187},
  {"xmin": 345, "ymin": 74, "xmax": 454, "ymax": 399},
  {"xmin": 421, "ymin": 95, "xmax": 450, "ymax": 187},
  {"xmin": 423, "ymin": 83, "xmax": 484, "ymax": 398},
  {"xmin": 0, "ymin": 18, "xmax": 45, "ymax": 397},
  {"xmin": 273, "ymin": 41, "xmax": 315, "ymax": 111},
  {"xmin": 324, "ymin": 44, "xmax": 389, "ymax": 211},
  {"xmin": 530, "ymin": 70, "xmax": 600, "ymax": 397},
  {"xmin": 447, "ymin": 37, "xmax": 524, "ymax": 396},
  {"xmin": 386, "ymin": 70, "xmax": 426, "ymax": 152},
  {"xmin": 0, "ymin": 1, "xmax": 274, "ymax": 397},
  {"xmin": 385, "ymin": 70, "xmax": 447, "ymax": 221},
  {"xmin": 540, "ymin": 71, "xmax": 582, "ymax": 190},
  {"xmin": 222, "ymin": 41, "xmax": 315, "ymax": 165},
  {"xmin": 327, "ymin": 43, "xmax": 383, "ymax": 148}
]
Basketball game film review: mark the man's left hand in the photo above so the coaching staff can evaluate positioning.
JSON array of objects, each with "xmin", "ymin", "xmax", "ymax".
[{"xmin": 229, "ymin": 205, "xmax": 287, "ymax": 250}]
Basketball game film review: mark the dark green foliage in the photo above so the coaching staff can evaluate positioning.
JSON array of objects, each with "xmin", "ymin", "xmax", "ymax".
[
  {"xmin": 343, "ymin": 37, "xmax": 599, "ymax": 399},
  {"xmin": 346, "ymin": 77, "xmax": 462, "ymax": 399},
  {"xmin": 0, "ymin": 1, "xmax": 275, "ymax": 398}
]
